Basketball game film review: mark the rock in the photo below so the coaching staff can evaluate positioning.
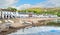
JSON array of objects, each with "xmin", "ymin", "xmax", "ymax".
[
  {"xmin": 10, "ymin": 23, "xmax": 23, "ymax": 28},
  {"xmin": 8, "ymin": 20, "xmax": 14, "ymax": 23},
  {"xmin": 5, "ymin": 20, "xmax": 8, "ymax": 22},
  {"xmin": 32, "ymin": 21, "xmax": 38, "ymax": 24},
  {"xmin": 22, "ymin": 21, "xmax": 32, "ymax": 25},
  {"xmin": 0, "ymin": 21, "xmax": 2, "ymax": 23},
  {"xmin": 0, "ymin": 24, "xmax": 9, "ymax": 32},
  {"xmin": 19, "ymin": 21, "xmax": 24, "ymax": 24}
]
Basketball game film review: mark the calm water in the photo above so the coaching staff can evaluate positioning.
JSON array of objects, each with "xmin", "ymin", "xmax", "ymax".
[{"xmin": 8, "ymin": 26, "xmax": 60, "ymax": 35}]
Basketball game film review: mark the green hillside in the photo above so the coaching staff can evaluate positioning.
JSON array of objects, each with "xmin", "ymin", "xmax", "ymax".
[{"xmin": 6, "ymin": 7, "xmax": 60, "ymax": 17}]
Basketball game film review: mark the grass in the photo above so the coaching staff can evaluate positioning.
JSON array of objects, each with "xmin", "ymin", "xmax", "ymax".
[{"xmin": 46, "ymin": 22, "xmax": 60, "ymax": 26}]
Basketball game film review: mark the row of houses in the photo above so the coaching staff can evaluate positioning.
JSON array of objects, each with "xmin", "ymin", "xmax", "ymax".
[
  {"xmin": 0, "ymin": 9, "xmax": 33, "ymax": 19},
  {"xmin": 0, "ymin": 9, "xmax": 58, "ymax": 19}
]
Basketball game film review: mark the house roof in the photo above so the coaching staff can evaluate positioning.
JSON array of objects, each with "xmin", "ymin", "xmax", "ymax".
[{"xmin": 0, "ymin": 9, "xmax": 12, "ymax": 12}]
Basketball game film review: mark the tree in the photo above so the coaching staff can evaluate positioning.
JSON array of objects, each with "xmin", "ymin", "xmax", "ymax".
[{"xmin": 7, "ymin": 7, "xmax": 17, "ymax": 12}]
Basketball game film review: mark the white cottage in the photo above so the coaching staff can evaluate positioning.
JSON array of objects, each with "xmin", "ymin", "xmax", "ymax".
[{"xmin": 0, "ymin": 9, "xmax": 19, "ymax": 19}]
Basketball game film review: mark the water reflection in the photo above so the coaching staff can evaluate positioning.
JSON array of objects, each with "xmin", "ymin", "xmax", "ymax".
[
  {"xmin": 50, "ymin": 19, "xmax": 60, "ymax": 23},
  {"xmin": 8, "ymin": 26, "xmax": 60, "ymax": 35}
]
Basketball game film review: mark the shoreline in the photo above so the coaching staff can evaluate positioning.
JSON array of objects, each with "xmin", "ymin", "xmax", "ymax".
[
  {"xmin": 0, "ymin": 18, "xmax": 60, "ymax": 35},
  {"xmin": 0, "ymin": 21, "xmax": 46, "ymax": 35},
  {"xmin": 0, "ymin": 22, "xmax": 60, "ymax": 35}
]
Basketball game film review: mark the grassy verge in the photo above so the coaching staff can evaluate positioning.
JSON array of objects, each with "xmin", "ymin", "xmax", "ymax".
[{"xmin": 46, "ymin": 22, "xmax": 60, "ymax": 26}]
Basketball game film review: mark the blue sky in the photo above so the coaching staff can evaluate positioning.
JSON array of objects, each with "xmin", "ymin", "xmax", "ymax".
[
  {"xmin": 0, "ymin": 0, "xmax": 60, "ymax": 9},
  {"xmin": 15, "ymin": 0, "xmax": 46, "ymax": 7}
]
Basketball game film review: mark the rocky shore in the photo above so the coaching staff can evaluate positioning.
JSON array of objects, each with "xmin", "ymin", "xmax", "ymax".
[{"xmin": 0, "ymin": 18, "xmax": 59, "ymax": 35}]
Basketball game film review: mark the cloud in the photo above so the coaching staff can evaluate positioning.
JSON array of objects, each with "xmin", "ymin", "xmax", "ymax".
[
  {"xmin": 0, "ymin": 0, "xmax": 18, "ymax": 8},
  {"xmin": 37, "ymin": 0, "xmax": 60, "ymax": 8},
  {"xmin": 17, "ymin": 4, "xmax": 32, "ymax": 10},
  {"xmin": 17, "ymin": 0, "xmax": 60, "ymax": 10},
  {"xmin": 0, "ymin": 0, "xmax": 60, "ymax": 9}
]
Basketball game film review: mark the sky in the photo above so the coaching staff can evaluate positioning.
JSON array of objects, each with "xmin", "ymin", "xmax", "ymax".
[{"xmin": 0, "ymin": 0, "xmax": 60, "ymax": 9}]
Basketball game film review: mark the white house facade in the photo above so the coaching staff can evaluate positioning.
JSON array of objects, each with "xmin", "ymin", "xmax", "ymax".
[{"xmin": 0, "ymin": 9, "xmax": 58, "ymax": 19}]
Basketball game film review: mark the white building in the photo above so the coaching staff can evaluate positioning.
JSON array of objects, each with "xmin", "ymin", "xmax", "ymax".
[
  {"xmin": 0, "ymin": 9, "xmax": 58, "ymax": 19},
  {"xmin": 0, "ymin": 9, "xmax": 20, "ymax": 19}
]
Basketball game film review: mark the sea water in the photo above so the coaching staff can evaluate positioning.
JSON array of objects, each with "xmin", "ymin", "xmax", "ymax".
[{"xmin": 8, "ymin": 26, "xmax": 60, "ymax": 35}]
